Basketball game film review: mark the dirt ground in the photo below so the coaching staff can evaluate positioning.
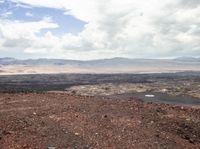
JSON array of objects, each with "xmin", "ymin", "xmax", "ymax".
[{"xmin": 0, "ymin": 93, "xmax": 200, "ymax": 149}]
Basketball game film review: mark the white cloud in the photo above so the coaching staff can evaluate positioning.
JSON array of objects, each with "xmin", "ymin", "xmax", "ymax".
[
  {"xmin": 0, "ymin": 18, "xmax": 58, "ymax": 39},
  {"xmin": 0, "ymin": 17, "xmax": 59, "ymax": 58},
  {"xmin": 1, "ymin": 0, "xmax": 200, "ymax": 59},
  {"xmin": 25, "ymin": 12, "xmax": 33, "ymax": 17},
  {"xmin": 0, "ymin": 11, "xmax": 13, "ymax": 18}
]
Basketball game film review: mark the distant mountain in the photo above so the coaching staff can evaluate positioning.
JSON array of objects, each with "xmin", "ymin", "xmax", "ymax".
[
  {"xmin": 174, "ymin": 57, "xmax": 200, "ymax": 62},
  {"xmin": 0, "ymin": 57, "xmax": 132, "ymax": 66},
  {"xmin": 0, "ymin": 58, "xmax": 80, "ymax": 66},
  {"xmin": 0, "ymin": 57, "xmax": 17, "ymax": 65},
  {"xmin": 0, "ymin": 57, "xmax": 200, "ymax": 66},
  {"xmin": 1, "ymin": 57, "xmax": 200, "ymax": 74}
]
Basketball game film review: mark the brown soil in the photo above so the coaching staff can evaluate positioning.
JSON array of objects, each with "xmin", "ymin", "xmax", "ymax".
[{"xmin": 0, "ymin": 93, "xmax": 200, "ymax": 149}]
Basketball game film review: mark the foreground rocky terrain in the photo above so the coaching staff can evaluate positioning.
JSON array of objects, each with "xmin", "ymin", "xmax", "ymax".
[{"xmin": 0, "ymin": 93, "xmax": 200, "ymax": 149}]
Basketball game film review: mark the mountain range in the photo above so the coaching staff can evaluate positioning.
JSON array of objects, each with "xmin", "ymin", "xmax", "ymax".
[
  {"xmin": 0, "ymin": 57, "xmax": 200, "ymax": 74},
  {"xmin": 0, "ymin": 57, "xmax": 200, "ymax": 66}
]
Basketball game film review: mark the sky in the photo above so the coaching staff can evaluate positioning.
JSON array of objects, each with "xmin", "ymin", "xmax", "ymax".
[{"xmin": 0, "ymin": 0, "xmax": 200, "ymax": 60}]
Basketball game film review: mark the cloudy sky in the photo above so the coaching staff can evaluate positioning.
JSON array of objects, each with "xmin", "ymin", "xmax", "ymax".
[{"xmin": 0, "ymin": 0, "xmax": 199, "ymax": 60}]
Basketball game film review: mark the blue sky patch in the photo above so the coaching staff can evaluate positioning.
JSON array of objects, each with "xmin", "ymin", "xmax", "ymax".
[{"xmin": 0, "ymin": 0, "xmax": 86, "ymax": 36}]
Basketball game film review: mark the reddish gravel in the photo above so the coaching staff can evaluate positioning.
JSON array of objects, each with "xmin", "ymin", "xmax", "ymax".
[{"xmin": 0, "ymin": 93, "xmax": 200, "ymax": 149}]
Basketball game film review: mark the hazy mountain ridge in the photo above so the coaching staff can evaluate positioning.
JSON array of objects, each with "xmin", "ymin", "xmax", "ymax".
[
  {"xmin": 1, "ymin": 57, "xmax": 200, "ymax": 66},
  {"xmin": 173, "ymin": 57, "xmax": 200, "ymax": 62},
  {"xmin": 1, "ymin": 57, "xmax": 200, "ymax": 74}
]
